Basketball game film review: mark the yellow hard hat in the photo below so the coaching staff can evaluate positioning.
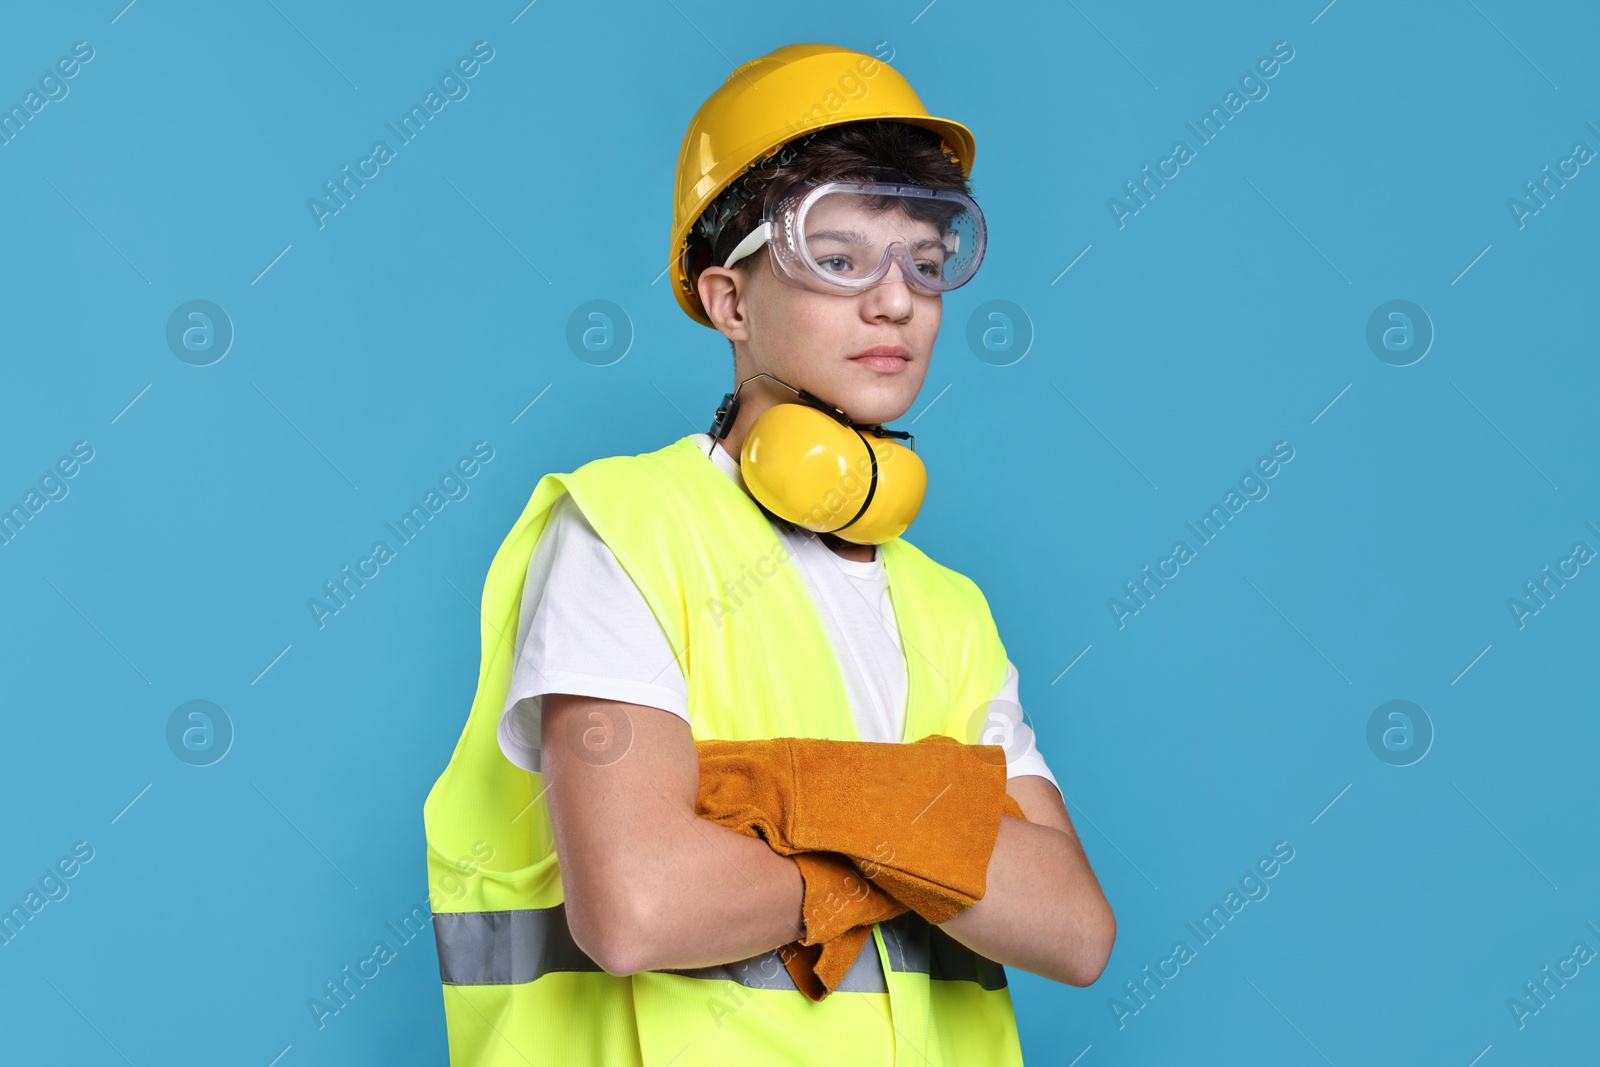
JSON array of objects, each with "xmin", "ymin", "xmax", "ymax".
[{"xmin": 669, "ymin": 42, "xmax": 977, "ymax": 329}]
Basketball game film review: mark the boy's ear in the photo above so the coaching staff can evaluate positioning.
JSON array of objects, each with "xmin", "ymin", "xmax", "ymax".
[{"xmin": 698, "ymin": 266, "xmax": 753, "ymax": 343}]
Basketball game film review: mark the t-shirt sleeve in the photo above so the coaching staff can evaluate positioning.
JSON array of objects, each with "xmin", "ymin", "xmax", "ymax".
[
  {"xmin": 497, "ymin": 493, "xmax": 691, "ymax": 774},
  {"xmin": 984, "ymin": 660, "xmax": 1061, "ymax": 796}
]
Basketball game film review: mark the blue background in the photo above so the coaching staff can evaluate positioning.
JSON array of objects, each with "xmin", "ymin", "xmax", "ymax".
[{"xmin": 1, "ymin": 1, "xmax": 1596, "ymax": 1064}]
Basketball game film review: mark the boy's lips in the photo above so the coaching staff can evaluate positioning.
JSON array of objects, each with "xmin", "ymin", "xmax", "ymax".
[{"xmin": 848, "ymin": 345, "xmax": 911, "ymax": 372}]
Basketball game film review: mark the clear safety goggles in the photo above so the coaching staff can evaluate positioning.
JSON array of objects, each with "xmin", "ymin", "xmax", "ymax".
[{"xmin": 722, "ymin": 177, "xmax": 987, "ymax": 296}]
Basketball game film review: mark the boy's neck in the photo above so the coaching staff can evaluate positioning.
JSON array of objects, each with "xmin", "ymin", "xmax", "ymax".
[{"xmin": 819, "ymin": 531, "xmax": 876, "ymax": 563}]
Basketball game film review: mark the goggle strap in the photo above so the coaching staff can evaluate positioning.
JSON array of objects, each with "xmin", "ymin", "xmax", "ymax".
[{"xmin": 723, "ymin": 221, "xmax": 772, "ymax": 269}]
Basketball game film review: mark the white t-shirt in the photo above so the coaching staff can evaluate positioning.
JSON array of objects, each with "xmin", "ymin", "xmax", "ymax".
[{"xmin": 498, "ymin": 433, "xmax": 1059, "ymax": 794}]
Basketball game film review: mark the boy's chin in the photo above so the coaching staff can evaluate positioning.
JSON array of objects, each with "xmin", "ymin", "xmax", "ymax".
[
  {"xmin": 794, "ymin": 371, "xmax": 919, "ymax": 425},
  {"xmin": 836, "ymin": 398, "xmax": 915, "ymax": 427}
]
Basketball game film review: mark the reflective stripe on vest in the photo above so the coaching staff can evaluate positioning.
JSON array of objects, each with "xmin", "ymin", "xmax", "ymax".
[{"xmin": 433, "ymin": 905, "xmax": 1008, "ymax": 993}]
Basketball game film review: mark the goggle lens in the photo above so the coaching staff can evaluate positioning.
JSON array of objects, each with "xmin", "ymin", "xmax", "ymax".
[{"xmin": 757, "ymin": 180, "xmax": 987, "ymax": 295}]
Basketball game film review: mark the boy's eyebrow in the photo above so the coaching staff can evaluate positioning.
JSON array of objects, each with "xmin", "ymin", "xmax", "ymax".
[{"xmin": 807, "ymin": 227, "xmax": 946, "ymax": 253}]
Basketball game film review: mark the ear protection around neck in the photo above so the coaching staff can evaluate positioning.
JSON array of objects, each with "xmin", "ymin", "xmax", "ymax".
[{"xmin": 707, "ymin": 374, "xmax": 927, "ymax": 546}]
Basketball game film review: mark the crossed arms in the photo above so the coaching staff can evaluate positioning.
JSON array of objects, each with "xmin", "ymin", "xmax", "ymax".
[{"xmin": 542, "ymin": 693, "xmax": 1117, "ymax": 987}]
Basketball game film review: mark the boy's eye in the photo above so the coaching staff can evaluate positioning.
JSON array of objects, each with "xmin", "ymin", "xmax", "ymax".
[
  {"xmin": 817, "ymin": 255, "xmax": 852, "ymax": 273},
  {"xmin": 917, "ymin": 260, "xmax": 943, "ymax": 279}
]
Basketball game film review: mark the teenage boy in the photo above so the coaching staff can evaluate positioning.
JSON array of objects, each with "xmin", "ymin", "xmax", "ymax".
[{"xmin": 425, "ymin": 43, "xmax": 1115, "ymax": 1067}]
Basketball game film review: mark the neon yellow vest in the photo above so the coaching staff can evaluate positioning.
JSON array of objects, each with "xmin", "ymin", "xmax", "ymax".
[{"xmin": 423, "ymin": 434, "xmax": 1024, "ymax": 1066}]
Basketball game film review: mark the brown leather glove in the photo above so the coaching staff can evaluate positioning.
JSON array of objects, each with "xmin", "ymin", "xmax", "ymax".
[
  {"xmin": 795, "ymin": 850, "xmax": 908, "ymax": 945},
  {"xmin": 783, "ymin": 797, "xmax": 1026, "ymax": 999},
  {"xmin": 696, "ymin": 733, "xmax": 1018, "ymax": 921},
  {"xmin": 696, "ymin": 733, "xmax": 1030, "ymax": 1000},
  {"xmin": 785, "ymin": 851, "xmax": 907, "ymax": 999}
]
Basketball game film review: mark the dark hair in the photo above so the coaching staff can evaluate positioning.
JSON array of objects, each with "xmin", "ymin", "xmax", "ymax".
[{"xmin": 685, "ymin": 120, "xmax": 974, "ymax": 354}]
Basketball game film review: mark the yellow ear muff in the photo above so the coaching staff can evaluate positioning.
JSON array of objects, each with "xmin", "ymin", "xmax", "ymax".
[{"xmin": 738, "ymin": 402, "xmax": 927, "ymax": 545}]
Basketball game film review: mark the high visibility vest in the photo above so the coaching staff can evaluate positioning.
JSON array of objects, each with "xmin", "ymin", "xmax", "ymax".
[{"xmin": 423, "ymin": 434, "xmax": 1025, "ymax": 1066}]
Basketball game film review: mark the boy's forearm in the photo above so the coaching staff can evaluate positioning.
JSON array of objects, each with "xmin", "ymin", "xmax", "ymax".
[
  {"xmin": 637, "ymin": 810, "xmax": 1113, "ymax": 985},
  {"xmin": 628, "ymin": 809, "xmax": 806, "ymax": 974},
  {"xmin": 937, "ymin": 815, "xmax": 1117, "ymax": 987},
  {"xmin": 627, "ymin": 753, "xmax": 1113, "ymax": 983}
]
